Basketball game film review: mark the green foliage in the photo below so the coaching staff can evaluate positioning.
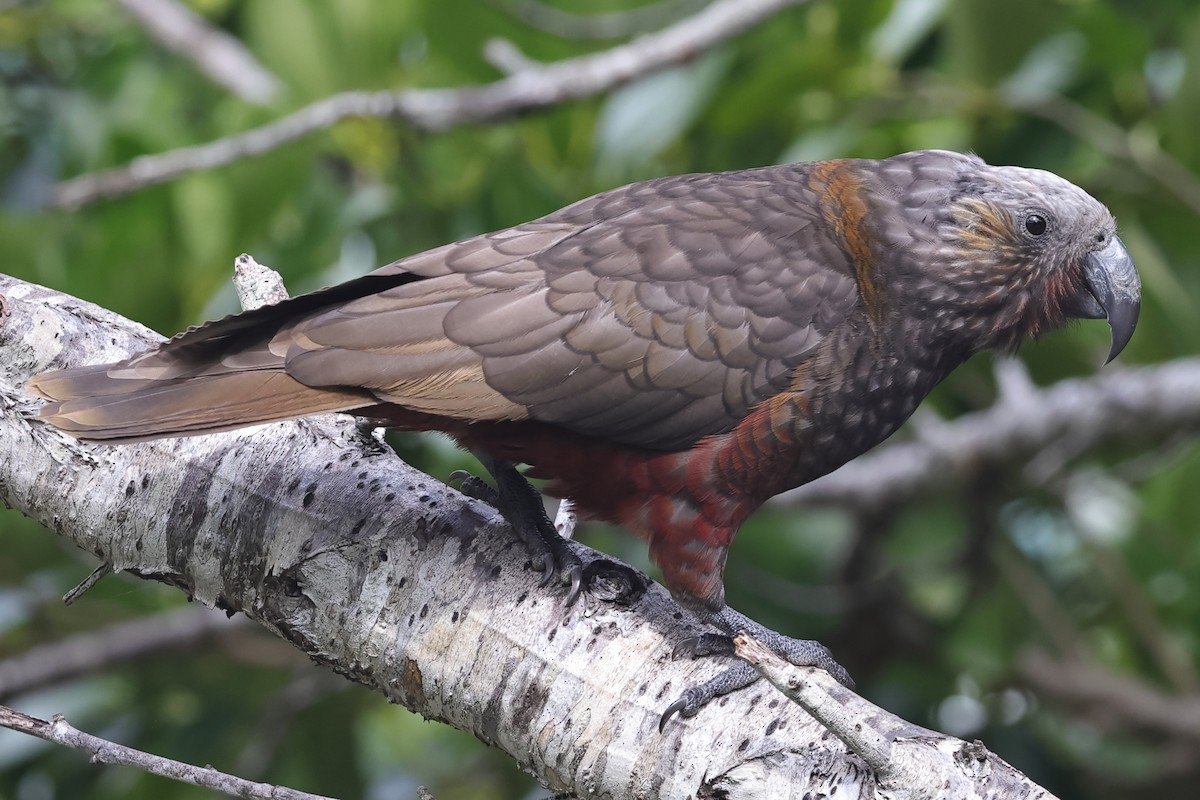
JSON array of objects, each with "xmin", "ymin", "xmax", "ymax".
[{"xmin": 1, "ymin": 1, "xmax": 1198, "ymax": 798}]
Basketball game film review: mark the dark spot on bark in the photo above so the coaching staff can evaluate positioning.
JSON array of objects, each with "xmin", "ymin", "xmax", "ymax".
[
  {"xmin": 400, "ymin": 658, "xmax": 426, "ymax": 708},
  {"xmin": 639, "ymin": 682, "xmax": 649, "ymax": 695},
  {"xmin": 287, "ymin": 477, "xmax": 301, "ymax": 493},
  {"xmin": 451, "ymin": 611, "xmax": 459, "ymax": 623},
  {"xmin": 516, "ymin": 592, "xmax": 526, "ymax": 604},
  {"xmin": 738, "ymin": 738, "xmax": 749, "ymax": 752},
  {"xmin": 302, "ymin": 484, "xmax": 317, "ymax": 508},
  {"xmin": 140, "ymin": 475, "xmax": 150, "ymax": 489},
  {"xmin": 419, "ymin": 604, "xmax": 428, "ymax": 619},
  {"xmin": 512, "ymin": 678, "xmax": 549, "ymax": 735},
  {"xmin": 134, "ymin": 537, "xmax": 143, "ymax": 552},
  {"xmin": 408, "ymin": 614, "xmax": 415, "ymax": 626},
  {"xmin": 384, "ymin": 493, "xmax": 395, "ymax": 502},
  {"xmin": 0, "ymin": 294, "xmax": 9, "ymax": 323},
  {"xmin": 398, "ymin": 576, "xmax": 406, "ymax": 588},
  {"xmin": 656, "ymin": 682, "xmax": 671, "ymax": 700},
  {"xmin": 765, "ymin": 718, "xmax": 780, "ymax": 736},
  {"xmin": 350, "ymin": 517, "xmax": 367, "ymax": 537},
  {"xmin": 547, "ymin": 628, "xmax": 555, "ymax": 641},
  {"xmin": 377, "ymin": 549, "xmax": 388, "ymax": 562},
  {"xmin": 490, "ymin": 565, "xmax": 501, "ymax": 579},
  {"xmin": 481, "ymin": 658, "xmax": 517, "ymax": 747}
]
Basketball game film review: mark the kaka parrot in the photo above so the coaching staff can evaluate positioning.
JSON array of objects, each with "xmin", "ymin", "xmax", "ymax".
[{"xmin": 28, "ymin": 150, "xmax": 1140, "ymax": 722}]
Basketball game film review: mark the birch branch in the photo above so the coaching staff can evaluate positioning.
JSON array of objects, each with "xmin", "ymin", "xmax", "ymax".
[
  {"xmin": 0, "ymin": 269, "xmax": 1050, "ymax": 798},
  {"xmin": 781, "ymin": 358, "xmax": 1200, "ymax": 512},
  {"xmin": 51, "ymin": 0, "xmax": 806, "ymax": 209}
]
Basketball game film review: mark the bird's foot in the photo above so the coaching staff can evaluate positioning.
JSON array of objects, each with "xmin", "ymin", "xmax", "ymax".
[
  {"xmin": 659, "ymin": 606, "xmax": 852, "ymax": 731},
  {"xmin": 451, "ymin": 458, "xmax": 583, "ymax": 605}
]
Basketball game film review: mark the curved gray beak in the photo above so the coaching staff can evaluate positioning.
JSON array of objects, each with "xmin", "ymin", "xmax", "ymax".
[{"xmin": 1069, "ymin": 236, "xmax": 1141, "ymax": 363}]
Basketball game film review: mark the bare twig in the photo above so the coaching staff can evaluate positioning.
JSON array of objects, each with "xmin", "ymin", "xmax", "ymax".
[
  {"xmin": 52, "ymin": 0, "xmax": 807, "ymax": 209},
  {"xmin": 0, "ymin": 704, "xmax": 335, "ymax": 800},
  {"xmin": 488, "ymin": 0, "xmax": 712, "ymax": 40},
  {"xmin": 0, "ymin": 605, "xmax": 246, "ymax": 701},
  {"xmin": 62, "ymin": 563, "xmax": 112, "ymax": 605},
  {"xmin": 117, "ymin": 0, "xmax": 282, "ymax": 105},
  {"xmin": 233, "ymin": 253, "xmax": 290, "ymax": 310},
  {"xmin": 733, "ymin": 633, "xmax": 1057, "ymax": 800}
]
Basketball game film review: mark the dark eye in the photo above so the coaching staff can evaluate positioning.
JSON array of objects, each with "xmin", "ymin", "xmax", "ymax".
[{"xmin": 1024, "ymin": 213, "xmax": 1048, "ymax": 236}]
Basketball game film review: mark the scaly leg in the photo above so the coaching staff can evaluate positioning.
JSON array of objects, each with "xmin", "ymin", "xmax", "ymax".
[
  {"xmin": 453, "ymin": 454, "xmax": 583, "ymax": 605},
  {"xmin": 659, "ymin": 606, "xmax": 852, "ymax": 731}
]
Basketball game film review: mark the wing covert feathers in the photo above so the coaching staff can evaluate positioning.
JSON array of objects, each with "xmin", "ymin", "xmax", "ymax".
[{"xmin": 29, "ymin": 162, "xmax": 866, "ymax": 449}]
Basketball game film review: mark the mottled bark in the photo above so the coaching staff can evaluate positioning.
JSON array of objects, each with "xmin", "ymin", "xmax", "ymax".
[{"xmin": 0, "ymin": 273, "xmax": 1054, "ymax": 799}]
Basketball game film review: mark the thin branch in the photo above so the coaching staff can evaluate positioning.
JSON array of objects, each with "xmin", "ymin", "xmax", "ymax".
[
  {"xmin": 734, "ymin": 634, "xmax": 1056, "ymax": 800},
  {"xmin": 62, "ymin": 562, "xmax": 112, "ymax": 605},
  {"xmin": 117, "ymin": 0, "xmax": 282, "ymax": 105},
  {"xmin": 0, "ymin": 704, "xmax": 334, "ymax": 800},
  {"xmin": 51, "ymin": 0, "xmax": 806, "ymax": 209},
  {"xmin": 779, "ymin": 358, "xmax": 1200, "ymax": 512},
  {"xmin": 487, "ymin": 0, "xmax": 712, "ymax": 41},
  {"xmin": 0, "ymin": 605, "xmax": 246, "ymax": 701}
]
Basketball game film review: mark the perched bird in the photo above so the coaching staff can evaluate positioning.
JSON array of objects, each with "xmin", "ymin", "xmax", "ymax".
[{"xmin": 29, "ymin": 150, "xmax": 1140, "ymax": 722}]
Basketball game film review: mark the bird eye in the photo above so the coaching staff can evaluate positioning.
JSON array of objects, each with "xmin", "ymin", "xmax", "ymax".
[{"xmin": 1024, "ymin": 213, "xmax": 1048, "ymax": 236}]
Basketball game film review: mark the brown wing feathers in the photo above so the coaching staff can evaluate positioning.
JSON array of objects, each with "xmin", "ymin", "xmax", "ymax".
[
  {"xmin": 27, "ymin": 268, "xmax": 431, "ymax": 441},
  {"xmin": 29, "ymin": 165, "xmax": 857, "ymax": 450}
]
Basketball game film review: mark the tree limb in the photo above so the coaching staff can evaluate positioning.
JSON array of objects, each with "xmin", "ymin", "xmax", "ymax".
[
  {"xmin": 0, "ymin": 270, "xmax": 1060, "ymax": 797},
  {"xmin": 51, "ymin": 0, "xmax": 807, "ymax": 209},
  {"xmin": 780, "ymin": 357, "xmax": 1200, "ymax": 512}
]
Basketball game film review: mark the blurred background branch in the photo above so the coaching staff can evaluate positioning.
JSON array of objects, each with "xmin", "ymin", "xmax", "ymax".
[
  {"xmin": 50, "ymin": 0, "xmax": 809, "ymax": 209},
  {"xmin": 116, "ymin": 0, "xmax": 282, "ymax": 105}
]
